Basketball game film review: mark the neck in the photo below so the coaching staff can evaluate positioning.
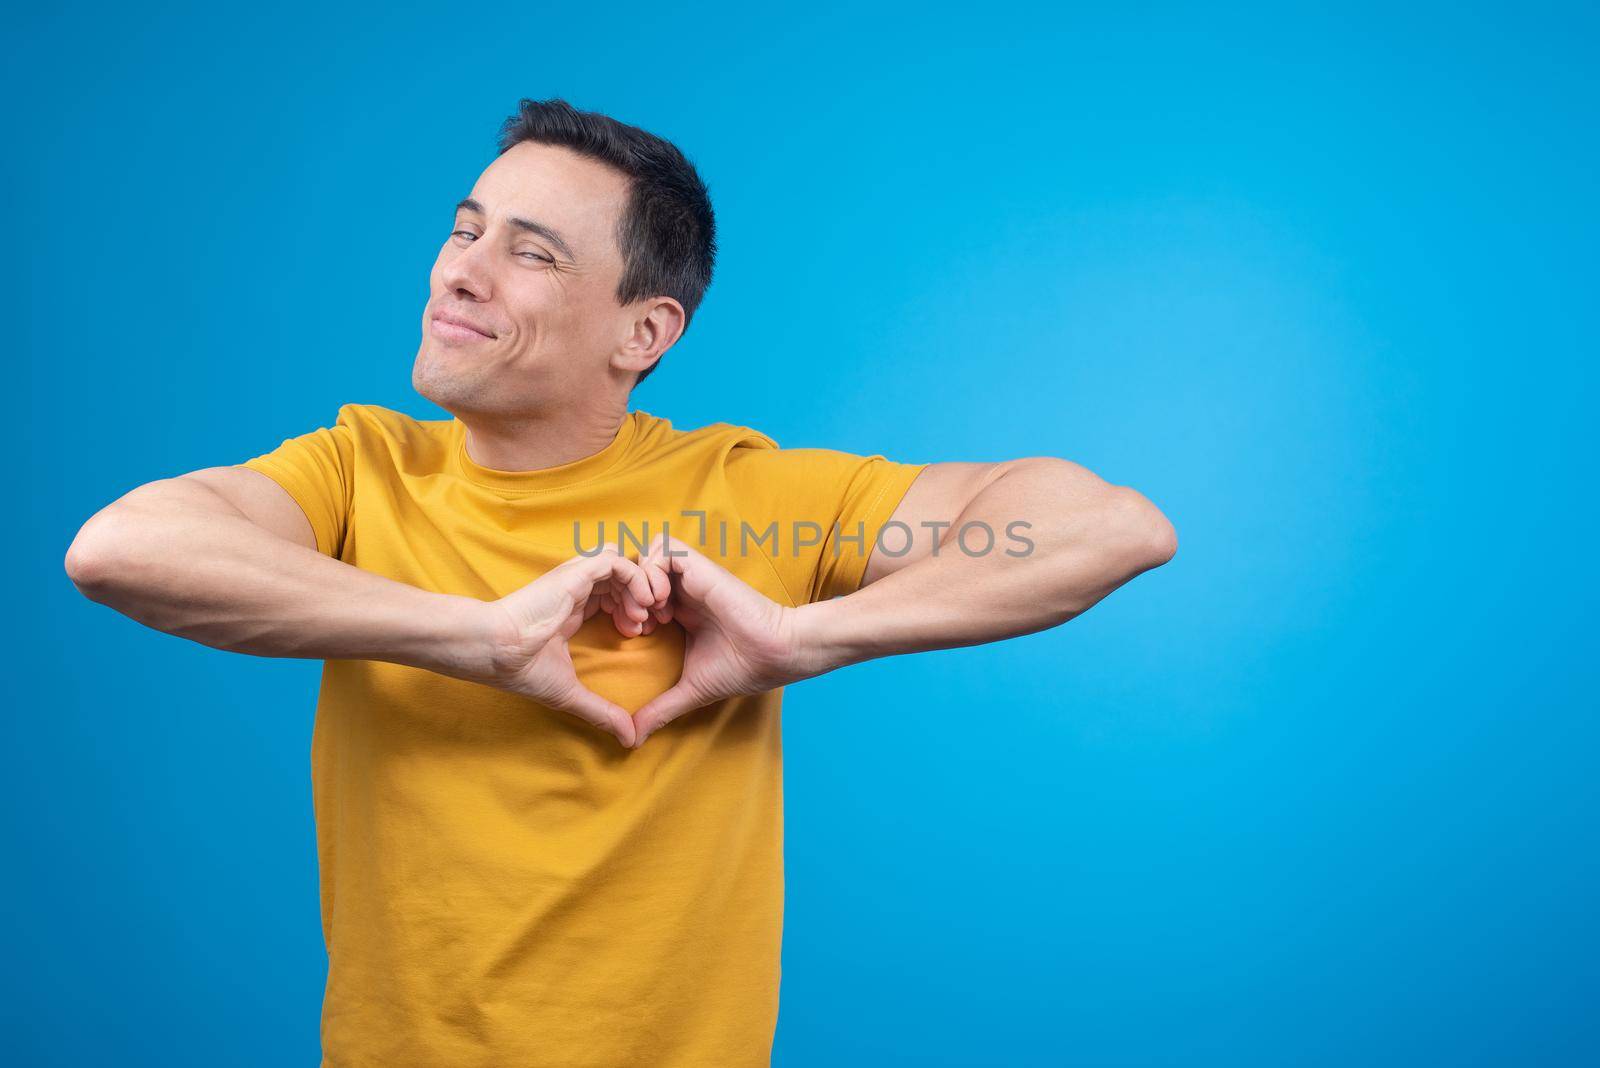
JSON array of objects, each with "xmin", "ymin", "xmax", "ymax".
[{"xmin": 458, "ymin": 399, "xmax": 629, "ymax": 472}]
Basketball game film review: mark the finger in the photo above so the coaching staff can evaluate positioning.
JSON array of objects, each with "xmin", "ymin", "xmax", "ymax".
[
  {"xmin": 620, "ymin": 585, "xmax": 650, "ymax": 622},
  {"xmin": 602, "ymin": 575, "xmax": 650, "ymax": 636},
  {"xmin": 628, "ymin": 569, "xmax": 668, "ymax": 624},
  {"xmin": 602, "ymin": 575, "xmax": 649, "ymax": 623},
  {"xmin": 570, "ymin": 551, "xmax": 655, "ymax": 619},
  {"xmin": 611, "ymin": 599, "xmax": 643, "ymax": 637},
  {"xmin": 554, "ymin": 683, "xmax": 637, "ymax": 748},
  {"xmin": 655, "ymin": 575, "xmax": 674, "ymax": 624},
  {"xmin": 588, "ymin": 552, "xmax": 653, "ymax": 623},
  {"xmin": 552, "ymin": 548, "xmax": 619, "ymax": 603},
  {"xmin": 642, "ymin": 552, "xmax": 672, "ymax": 608},
  {"xmin": 550, "ymin": 552, "xmax": 650, "ymax": 639},
  {"xmin": 631, "ymin": 681, "xmax": 710, "ymax": 748},
  {"xmin": 571, "ymin": 547, "xmax": 639, "ymax": 589},
  {"xmin": 617, "ymin": 553, "xmax": 656, "ymax": 616},
  {"xmin": 629, "ymin": 543, "xmax": 663, "ymax": 621},
  {"xmin": 654, "ymin": 534, "xmax": 738, "ymax": 610},
  {"xmin": 642, "ymin": 536, "xmax": 679, "ymax": 622}
]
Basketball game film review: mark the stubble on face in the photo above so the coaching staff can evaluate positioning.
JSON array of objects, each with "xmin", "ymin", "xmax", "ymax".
[{"xmin": 412, "ymin": 142, "xmax": 633, "ymax": 419}]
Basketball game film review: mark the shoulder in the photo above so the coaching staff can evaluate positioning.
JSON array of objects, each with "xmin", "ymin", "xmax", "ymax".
[
  {"xmin": 327, "ymin": 402, "xmax": 456, "ymax": 468},
  {"xmin": 628, "ymin": 409, "xmax": 779, "ymax": 462},
  {"xmin": 329, "ymin": 401, "xmax": 447, "ymax": 437},
  {"xmin": 629, "ymin": 411, "xmax": 907, "ymax": 487}
]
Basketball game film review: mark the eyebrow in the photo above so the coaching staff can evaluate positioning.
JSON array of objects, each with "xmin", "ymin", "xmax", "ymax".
[{"xmin": 454, "ymin": 197, "xmax": 578, "ymax": 262}]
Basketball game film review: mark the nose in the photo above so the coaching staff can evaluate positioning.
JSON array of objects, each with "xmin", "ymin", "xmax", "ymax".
[{"xmin": 439, "ymin": 234, "xmax": 494, "ymax": 302}]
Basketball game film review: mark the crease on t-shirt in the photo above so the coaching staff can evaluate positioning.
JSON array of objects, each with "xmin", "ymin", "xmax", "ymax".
[{"xmin": 814, "ymin": 468, "xmax": 898, "ymax": 603}]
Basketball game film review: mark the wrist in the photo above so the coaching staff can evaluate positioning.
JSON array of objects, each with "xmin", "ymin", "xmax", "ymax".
[
  {"xmin": 395, "ymin": 591, "xmax": 507, "ymax": 683},
  {"xmin": 788, "ymin": 596, "xmax": 872, "ymax": 680}
]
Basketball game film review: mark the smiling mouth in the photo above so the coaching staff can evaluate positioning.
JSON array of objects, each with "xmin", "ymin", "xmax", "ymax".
[{"xmin": 430, "ymin": 316, "xmax": 495, "ymax": 342}]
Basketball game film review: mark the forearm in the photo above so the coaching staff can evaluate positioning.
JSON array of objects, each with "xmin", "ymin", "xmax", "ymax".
[
  {"xmin": 795, "ymin": 458, "xmax": 1176, "ymax": 674},
  {"xmin": 64, "ymin": 478, "xmax": 493, "ymax": 676}
]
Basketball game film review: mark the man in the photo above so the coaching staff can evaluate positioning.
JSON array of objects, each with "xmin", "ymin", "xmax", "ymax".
[{"xmin": 64, "ymin": 98, "xmax": 1176, "ymax": 1067}]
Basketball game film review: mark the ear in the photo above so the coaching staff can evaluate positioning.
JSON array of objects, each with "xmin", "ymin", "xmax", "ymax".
[{"xmin": 610, "ymin": 297, "xmax": 686, "ymax": 379}]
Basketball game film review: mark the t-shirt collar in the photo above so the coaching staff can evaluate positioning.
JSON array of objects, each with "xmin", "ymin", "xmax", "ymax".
[{"xmin": 450, "ymin": 411, "xmax": 640, "ymax": 493}]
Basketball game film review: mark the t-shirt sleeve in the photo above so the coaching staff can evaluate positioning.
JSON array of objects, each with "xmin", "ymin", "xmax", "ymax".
[
  {"xmin": 725, "ymin": 443, "xmax": 927, "ymax": 605},
  {"xmin": 236, "ymin": 408, "xmax": 357, "ymax": 558}
]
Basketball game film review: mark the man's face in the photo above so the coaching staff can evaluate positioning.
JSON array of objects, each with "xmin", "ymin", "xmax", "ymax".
[{"xmin": 413, "ymin": 141, "xmax": 635, "ymax": 416}]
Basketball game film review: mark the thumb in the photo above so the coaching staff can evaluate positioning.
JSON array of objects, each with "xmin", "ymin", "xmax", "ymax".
[
  {"xmin": 650, "ymin": 533, "xmax": 742, "ymax": 616},
  {"xmin": 630, "ymin": 681, "xmax": 710, "ymax": 748},
  {"xmin": 553, "ymin": 683, "xmax": 638, "ymax": 749}
]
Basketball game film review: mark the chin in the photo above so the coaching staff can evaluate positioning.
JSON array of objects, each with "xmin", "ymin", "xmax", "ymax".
[
  {"xmin": 412, "ymin": 348, "xmax": 470, "ymax": 409},
  {"xmin": 415, "ymin": 353, "xmax": 523, "ymax": 417}
]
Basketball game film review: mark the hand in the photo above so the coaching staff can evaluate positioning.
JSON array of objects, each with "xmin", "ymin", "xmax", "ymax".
[
  {"xmin": 627, "ymin": 533, "xmax": 810, "ymax": 748},
  {"xmin": 597, "ymin": 550, "xmax": 673, "ymax": 637},
  {"xmin": 474, "ymin": 547, "xmax": 668, "ymax": 747}
]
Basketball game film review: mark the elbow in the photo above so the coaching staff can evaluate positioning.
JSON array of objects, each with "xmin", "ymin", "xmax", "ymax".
[
  {"xmin": 1006, "ymin": 457, "xmax": 1177, "ymax": 574},
  {"xmin": 64, "ymin": 479, "xmax": 190, "ymax": 599},
  {"xmin": 1108, "ymin": 486, "xmax": 1177, "ymax": 572},
  {"xmin": 64, "ymin": 521, "xmax": 111, "ymax": 599},
  {"xmin": 64, "ymin": 509, "xmax": 138, "ymax": 601}
]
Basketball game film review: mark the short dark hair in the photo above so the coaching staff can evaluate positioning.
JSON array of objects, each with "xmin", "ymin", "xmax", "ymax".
[{"xmin": 496, "ymin": 98, "xmax": 716, "ymax": 386}]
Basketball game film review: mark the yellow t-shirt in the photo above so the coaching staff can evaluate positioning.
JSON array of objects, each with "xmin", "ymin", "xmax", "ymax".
[{"xmin": 238, "ymin": 402, "xmax": 925, "ymax": 1068}]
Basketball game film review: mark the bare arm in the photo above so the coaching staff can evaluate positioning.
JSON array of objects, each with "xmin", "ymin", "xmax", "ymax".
[
  {"xmin": 63, "ymin": 466, "xmax": 496, "ymax": 673},
  {"xmin": 799, "ymin": 457, "xmax": 1177, "ymax": 671},
  {"xmin": 63, "ymin": 467, "xmax": 665, "ymax": 746},
  {"xmin": 625, "ymin": 458, "xmax": 1176, "ymax": 746}
]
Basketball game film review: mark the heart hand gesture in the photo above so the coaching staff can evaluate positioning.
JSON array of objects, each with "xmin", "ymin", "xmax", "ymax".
[
  {"xmin": 474, "ymin": 547, "xmax": 669, "ymax": 747},
  {"xmin": 626, "ymin": 533, "xmax": 810, "ymax": 747}
]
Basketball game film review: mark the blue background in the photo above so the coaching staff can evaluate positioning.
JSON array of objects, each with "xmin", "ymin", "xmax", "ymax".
[{"xmin": 11, "ymin": 2, "xmax": 1597, "ymax": 1064}]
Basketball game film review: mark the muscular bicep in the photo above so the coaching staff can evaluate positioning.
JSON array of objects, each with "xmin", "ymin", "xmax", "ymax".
[
  {"xmin": 178, "ymin": 466, "xmax": 319, "ymax": 551},
  {"xmin": 859, "ymin": 461, "xmax": 1008, "ymax": 587}
]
